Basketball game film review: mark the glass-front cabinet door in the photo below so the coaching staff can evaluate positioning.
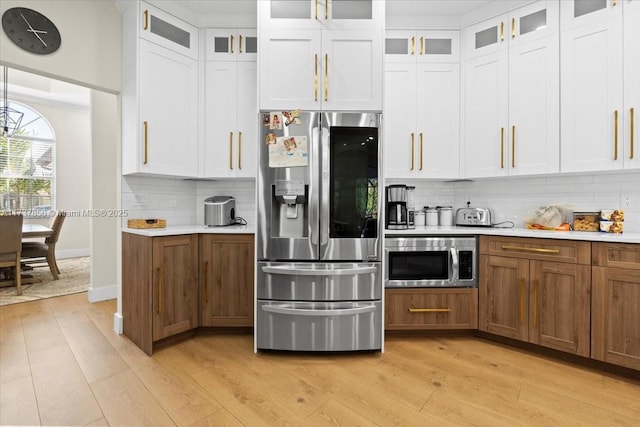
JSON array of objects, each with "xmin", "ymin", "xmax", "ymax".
[
  {"xmin": 385, "ymin": 30, "xmax": 459, "ymax": 63},
  {"xmin": 263, "ymin": 0, "xmax": 382, "ymax": 30},
  {"xmin": 205, "ymin": 29, "xmax": 257, "ymax": 62}
]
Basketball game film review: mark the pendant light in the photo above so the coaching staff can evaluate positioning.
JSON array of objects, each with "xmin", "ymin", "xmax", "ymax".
[{"xmin": 1, "ymin": 67, "xmax": 23, "ymax": 137}]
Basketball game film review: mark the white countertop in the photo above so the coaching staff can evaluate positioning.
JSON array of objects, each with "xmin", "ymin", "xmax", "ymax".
[
  {"xmin": 123, "ymin": 224, "xmax": 255, "ymax": 237},
  {"xmin": 385, "ymin": 226, "xmax": 640, "ymax": 244}
]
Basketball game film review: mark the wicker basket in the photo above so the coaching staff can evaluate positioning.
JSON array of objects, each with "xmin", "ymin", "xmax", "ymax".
[{"xmin": 127, "ymin": 219, "xmax": 166, "ymax": 229}]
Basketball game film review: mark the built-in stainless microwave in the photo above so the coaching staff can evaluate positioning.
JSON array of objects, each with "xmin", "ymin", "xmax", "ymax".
[{"xmin": 384, "ymin": 236, "xmax": 477, "ymax": 288}]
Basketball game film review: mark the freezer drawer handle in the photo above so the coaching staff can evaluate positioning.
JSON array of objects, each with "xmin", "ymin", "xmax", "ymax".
[
  {"xmin": 262, "ymin": 266, "xmax": 377, "ymax": 276},
  {"xmin": 262, "ymin": 304, "xmax": 376, "ymax": 317}
]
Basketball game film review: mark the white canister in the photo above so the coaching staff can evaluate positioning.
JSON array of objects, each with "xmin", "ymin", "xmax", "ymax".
[
  {"xmin": 438, "ymin": 206, "xmax": 453, "ymax": 226},
  {"xmin": 425, "ymin": 208, "xmax": 438, "ymax": 226},
  {"xmin": 414, "ymin": 210, "xmax": 426, "ymax": 226}
]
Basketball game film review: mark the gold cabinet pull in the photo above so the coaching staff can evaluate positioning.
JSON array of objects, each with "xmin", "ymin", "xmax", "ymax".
[
  {"xmin": 204, "ymin": 261, "xmax": 209, "ymax": 304},
  {"xmin": 325, "ymin": 0, "xmax": 329, "ymax": 20},
  {"xmin": 420, "ymin": 36, "xmax": 424, "ymax": 55},
  {"xmin": 408, "ymin": 308, "xmax": 451, "ymax": 313},
  {"xmin": 532, "ymin": 280, "xmax": 538, "ymax": 327},
  {"xmin": 614, "ymin": 110, "xmax": 619, "ymax": 160},
  {"xmin": 501, "ymin": 245, "xmax": 560, "ymax": 254},
  {"xmin": 314, "ymin": 54, "xmax": 318, "ymax": 102},
  {"xmin": 511, "ymin": 125, "xmax": 516, "ymax": 168},
  {"xmin": 519, "ymin": 278, "xmax": 526, "ymax": 325},
  {"xmin": 411, "ymin": 36, "xmax": 415, "ymax": 55},
  {"xmin": 410, "ymin": 133, "xmax": 415, "ymax": 171},
  {"xmin": 511, "ymin": 17, "xmax": 516, "ymax": 39},
  {"xmin": 238, "ymin": 131, "xmax": 242, "ymax": 170},
  {"xmin": 143, "ymin": 121, "xmax": 148, "ymax": 165},
  {"xmin": 500, "ymin": 127, "xmax": 505, "ymax": 168},
  {"xmin": 631, "ymin": 107, "xmax": 635, "ymax": 160},
  {"xmin": 613, "ymin": 0, "xmax": 617, "ymax": 6},
  {"xmin": 315, "ymin": 0, "xmax": 318, "ymax": 19},
  {"xmin": 239, "ymin": 35, "xmax": 243, "ymax": 53},
  {"xmin": 143, "ymin": 10, "xmax": 149, "ymax": 30},
  {"xmin": 500, "ymin": 22, "xmax": 504, "ymax": 41},
  {"xmin": 157, "ymin": 266, "xmax": 162, "ymax": 314},
  {"xmin": 324, "ymin": 53, "xmax": 328, "ymax": 101},
  {"xmin": 230, "ymin": 35, "xmax": 234, "ymax": 54},
  {"xmin": 229, "ymin": 132, "xmax": 233, "ymax": 170},
  {"xmin": 419, "ymin": 132, "xmax": 424, "ymax": 171}
]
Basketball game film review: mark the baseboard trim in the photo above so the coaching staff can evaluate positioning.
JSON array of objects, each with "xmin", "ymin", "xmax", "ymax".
[
  {"xmin": 88, "ymin": 284, "xmax": 117, "ymax": 302},
  {"xmin": 113, "ymin": 312, "xmax": 123, "ymax": 335},
  {"xmin": 57, "ymin": 248, "xmax": 91, "ymax": 259}
]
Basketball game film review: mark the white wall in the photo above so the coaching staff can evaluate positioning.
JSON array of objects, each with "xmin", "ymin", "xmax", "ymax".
[{"xmin": 0, "ymin": 0, "xmax": 121, "ymax": 93}]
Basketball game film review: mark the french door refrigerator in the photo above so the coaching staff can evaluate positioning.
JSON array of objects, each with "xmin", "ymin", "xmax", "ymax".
[{"xmin": 257, "ymin": 111, "xmax": 382, "ymax": 351}]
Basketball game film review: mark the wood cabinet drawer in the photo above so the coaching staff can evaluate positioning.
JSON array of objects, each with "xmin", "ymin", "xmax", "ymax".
[
  {"xmin": 385, "ymin": 288, "xmax": 478, "ymax": 330},
  {"xmin": 592, "ymin": 242, "xmax": 640, "ymax": 270},
  {"xmin": 479, "ymin": 236, "xmax": 591, "ymax": 265}
]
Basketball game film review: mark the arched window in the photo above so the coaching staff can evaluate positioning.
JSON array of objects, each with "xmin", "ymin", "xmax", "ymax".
[{"xmin": 0, "ymin": 101, "xmax": 55, "ymax": 216}]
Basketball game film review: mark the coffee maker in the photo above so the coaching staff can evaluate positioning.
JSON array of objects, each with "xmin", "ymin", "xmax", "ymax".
[{"xmin": 386, "ymin": 185, "xmax": 408, "ymax": 230}]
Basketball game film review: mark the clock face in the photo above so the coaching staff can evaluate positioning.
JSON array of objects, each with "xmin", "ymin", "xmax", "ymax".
[{"xmin": 2, "ymin": 7, "xmax": 61, "ymax": 55}]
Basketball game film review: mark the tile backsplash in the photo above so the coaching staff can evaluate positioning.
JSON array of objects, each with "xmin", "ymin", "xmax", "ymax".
[{"xmin": 124, "ymin": 170, "xmax": 639, "ymax": 233}]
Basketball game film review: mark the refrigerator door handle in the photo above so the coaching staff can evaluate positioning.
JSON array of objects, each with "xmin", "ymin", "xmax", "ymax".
[
  {"xmin": 262, "ymin": 265, "xmax": 377, "ymax": 276},
  {"xmin": 262, "ymin": 304, "xmax": 377, "ymax": 317},
  {"xmin": 310, "ymin": 125, "xmax": 321, "ymax": 246}
]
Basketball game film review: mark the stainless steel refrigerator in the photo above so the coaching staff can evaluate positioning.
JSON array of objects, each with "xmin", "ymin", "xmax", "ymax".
[{"xmin": 257, "ymin": 111, "xmax": 382, "ymax": 351}]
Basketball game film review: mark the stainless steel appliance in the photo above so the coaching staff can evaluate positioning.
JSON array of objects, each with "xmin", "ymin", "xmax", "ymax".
[
  {"xmin": 385, "ymin": 236, "xmax": 477, "ymax": 288},
  {"xmin": 385, "ymin": 184, "xmax": 408, "ymax": 230},
  {"xmin": 455, "ymin": 207, "xmax": 493, "ymax": 227},
  {"xmin": 204, "ymin": 196, "xmax": 235, "ymax": 226},
  {"xmin": 257, "ymin": 111, "xmax": 382, "ymax": 351}
]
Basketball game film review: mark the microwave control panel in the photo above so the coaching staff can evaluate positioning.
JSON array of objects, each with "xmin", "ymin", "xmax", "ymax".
[{"xmin": 459, "ymin": 250, "xmax": 474, "ymax": 280}]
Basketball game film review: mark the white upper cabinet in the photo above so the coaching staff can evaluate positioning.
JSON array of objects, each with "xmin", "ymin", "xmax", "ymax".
[
  {"xmin": 122, "ymin": 1, "xmax": 199, "ymax": 177},
  {"xmin": 462, "ymin": 0, "xmax": 559, "ymax": 178},
  {"xmin": 205, "ymin": 28, "xmax": 257, "ymax": 62},
  {"xmin": 624, "ymin": 0, "xmax": 640, "ymax": 170},
  {"xmin": 258, "ymin": 1, "xmax": 383, "ymax": 111},
  {"xmin": 384, "ymin": 30, "xmax": 460, "ymax": 179},
  {"xmin": 264, "ymin": 0, "xmax": 383, "ymax": 30}
]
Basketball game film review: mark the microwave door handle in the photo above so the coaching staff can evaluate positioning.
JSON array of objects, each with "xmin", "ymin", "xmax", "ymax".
[{"xmin": 450, "ymin": 248, "xmax": 459, "ymax": 284}]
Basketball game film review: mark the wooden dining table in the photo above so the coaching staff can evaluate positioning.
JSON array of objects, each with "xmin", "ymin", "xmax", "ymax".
[{"xmin": 22, "ymin": 223, "xmax": 54, "ymax": 239}]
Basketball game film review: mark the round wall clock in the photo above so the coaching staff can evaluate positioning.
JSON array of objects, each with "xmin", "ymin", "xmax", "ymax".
[{"xmin": 2, "ymin": 7, "xmax": 62, "ymax": 55}]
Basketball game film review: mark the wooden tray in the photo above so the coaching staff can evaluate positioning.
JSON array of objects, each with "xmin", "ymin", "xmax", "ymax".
[{"xmin": 127, "ymin": 219, "xmax": 166, "ymax": 229}]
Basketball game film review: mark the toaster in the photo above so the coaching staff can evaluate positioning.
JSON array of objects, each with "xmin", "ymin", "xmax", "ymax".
[
  {"xmin": 455, "ymin": 207, "xmax": 493, "ymax": 227},
  {"xmin": 204, "ymin": 196, "xmax": 236, "ymax": 226}
]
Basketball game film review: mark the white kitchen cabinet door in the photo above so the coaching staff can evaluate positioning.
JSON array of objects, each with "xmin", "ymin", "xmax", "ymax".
[
  {"xmin": 205, "ymin": 28, "xmax": 257, "ymax": 62},
  {"xmin": 463, "ymin": 50, "xmax": 509, "ymax": 178},
  {"xmin": 384, "ymin": 62, "xmax": 417, "ymax": 179},
  {"xmin": 624, "ymin": 0, "xmax": 640, "ymax": 170},
  {"xmin": 416, "ymin": 63, "xmax": 460, "ymax": 178},
  {"xmin": 139, "ymin": 1, "xmax": 198, "ymax": 59},
  {"xmin": 417, "ymin": 30, "xmax": 460, "ymax": 63},
  {"xmin": 204, "ymin": 61, "xmax": 257, "ymax": 179},
  {"xmin": 321, "ymin": 30, "xmax": 382, "ymax": 111},
  {"xmin": 139, "ymin": 40, "xmax": 198, "ymax": 177},
  {"xmin": 463, "ymin": 14, "xmax": 508, "ymax": 60},
  {"xmin": 384, "ymin": 30, "xmax": 417, "ymax": 63},
  {"xmin": 560, "ymin": 1, "xmax": 624, "ymax": 173},
  {"xmin": 259, "ymin": 29, "xmax": 322, "ymax": 111}
]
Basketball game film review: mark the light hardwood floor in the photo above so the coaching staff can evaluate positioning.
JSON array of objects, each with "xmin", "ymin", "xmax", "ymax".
[{"xmin": 1, "ymin": 292, "xmax": 639, "ymax": 426}]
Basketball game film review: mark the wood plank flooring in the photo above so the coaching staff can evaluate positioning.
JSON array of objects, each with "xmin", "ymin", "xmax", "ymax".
[{"xmin": 1, "ymin": 293, "xmax": 639, "ymax": 426}]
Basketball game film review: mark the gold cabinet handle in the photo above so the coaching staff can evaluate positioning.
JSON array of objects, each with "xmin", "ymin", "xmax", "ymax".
[
  {"xmin": 512, "ymin": 125, "xmax": 516, "ymax": 168},
  {"xmin": 500, "ymin": 22, "xmax": 505, "ymax": 41},
  {"xmin": 230, "ymin": 35, "xmax": 234, "ymax": 54},
  {"xmin": 314, "ymin": 54, "xmax": 318, "ymax": 102},
  {"xmin": 238, "ymin": 131, "xmax": 242, "ymax": 170},
  {"xmin": 501, "ymin": 245, "xmax": 560, "ymax": 254},
  {"xmin": 157, "ymin": 266, "xmax": 162, "ymax": 314},
  {"xmin": 408, "ymin": 308, "xmax": 451, "ymax": 313},
  {"xmin": 410, "ymin": 133, "xmax": 415, "ymax": 171},
  {"xmin": 532, "ymin": 280, "xmax": 538, "ymax": 327},
  {"xmin": 324, "ymin": 53, "xmax": 328, "ymax": 101},
  {"xmin": 511, "ymin": 17, "xmax": 516, "ymax": 39},
  {"xmin": 410, "ymin": 36, "xmax": 415, "ymax": 55},
  {"xmin": 614, "ymin": 110, "xmax": 619, "ymax": 160},
  {"xmin": 325, "ymin": 0, "xmax": 329, "ymax": 20},
  {"xmin": 204, "ymin": 261, "xmax": 209, "ymax": 304},
  {"xmin": 419, "ymin": 132, "xmax": 423, "ymax": 171},
  {"xmin": 613, "ymin": 0, "xmax": 617, "ymax": 6},
  {"xmin": 519, "ymin": 278, "xmax": 526, "ymax": 325},
  {"xmin": 239, "ymin": 35, "xmax": 243, "ymax": 54},
  {"xmin": 143, "ymin": 121, "xmax": 148, "ymax": 165},
  {"xmin": 229, "ymin": 132, "xmax": 233, "ymax": 170},
  {"xmin": 143, "ymin": 10, "xmax": 149, "ymax": 30},
  {"xmin": 420, "ymin": 36, "xmax": 424, "ymax": 55},
  {"xmin": 631, "ymin": 107, "xmax": 635, "ymax": 160},
  {"xmin": 315, "ymin": 0, "xmax": 318, "ymax": 19},
  {"xmin": 500, "ymin": 127, "xmax": 505, "ymax": 169}
]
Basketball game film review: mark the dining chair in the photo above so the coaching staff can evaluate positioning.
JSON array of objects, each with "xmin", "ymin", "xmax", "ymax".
[
  {"xmin": 21, "ymin": 211, "xmax": 67, "ymax": 280},
  {"xmin": 0, "ymin": 214, "xmax": 24, "ymax": 295}
]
